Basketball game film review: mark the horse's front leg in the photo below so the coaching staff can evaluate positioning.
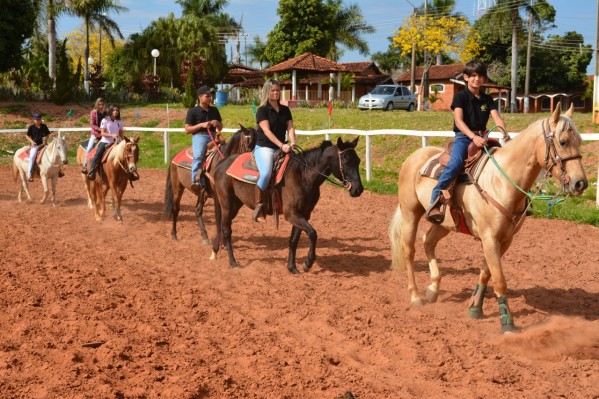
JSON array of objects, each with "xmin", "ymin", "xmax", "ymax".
[
  {"xmin": 40, "ymin": 174, "xmax": 49, "ymax": 204},
  {"xmin": 480, "ymin": 235, "xmax": 516, "ymax": 333},
  {"xmin": 468, "ymin": 236, "xmax": 514, "ymax": 320},
  {"xmin": 110, "ymin": 186, "xmax": 123, "ymax": 221},
  {"xmin": 286, "ymin": 215, "xmax": 317, "ymax": 274},
  {"xmin": 422, "ymin": 224, "xmax": 450, "ymax": 303},
  {"xmin": 50, "ymin": 176, "xmax": 58, "ymax": 207},
  {"xmin": 195, "ymin": 190, "xmax": 211, "ymax": 244},
  {"xmin": 287, "ymin": 226, "xmax": 303, "ymax": 274}
]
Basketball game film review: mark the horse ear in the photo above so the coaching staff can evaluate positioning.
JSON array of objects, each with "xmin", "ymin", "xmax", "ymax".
[
  {"xmin": 336, "ymin": 137, "xmax": 343, "ymax": 148},
  {"xmin": 351, "ymin": 136, "xmax": 359, "ymax": 147},
  {"xmin": 565, "ymin": 103, "xmax": 574, "ymax": 118},
  {"xmin": 551, "ymin": 102, "xmax": 562, "ymax": 126},
  {"xmin": 134, "ymin": 133, "xmax": 141, "ymax": 143}
]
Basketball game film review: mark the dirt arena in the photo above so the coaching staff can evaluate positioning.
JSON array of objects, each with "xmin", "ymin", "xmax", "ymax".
[{"xmin": 0, "ymin": 164, "xmax": 597, "ymax": 399}]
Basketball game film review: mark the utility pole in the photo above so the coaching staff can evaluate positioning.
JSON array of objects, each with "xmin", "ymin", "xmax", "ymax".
[
  {"xmin": 422, "ymin": 0, "xmax": 429, "ymax": 111},
  {"xmin": 524, "ymin": 5, "xmax": 533, "ymax": 113},
  {"xmin": 406, "ymin": 0, "xmax": 417, "ymax": 94},
  {"xmin": 593, "ymin": 0, "xmax": 599, "ymax": 123}
]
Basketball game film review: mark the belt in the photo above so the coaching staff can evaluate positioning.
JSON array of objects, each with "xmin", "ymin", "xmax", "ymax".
[{"xmin": 472, "ymin": 130, "xmax": 485, "ymax": 136}]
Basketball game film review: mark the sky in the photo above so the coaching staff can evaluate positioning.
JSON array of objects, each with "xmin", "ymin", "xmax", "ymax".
[{"xmin": 55, "ymin": 0, "xmax": 597, "ymax": 73}]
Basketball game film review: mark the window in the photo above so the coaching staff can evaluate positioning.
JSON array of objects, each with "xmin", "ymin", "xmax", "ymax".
[{"xmin": 429, "ymin": 84, "xmax": 445, "ymax": 93}]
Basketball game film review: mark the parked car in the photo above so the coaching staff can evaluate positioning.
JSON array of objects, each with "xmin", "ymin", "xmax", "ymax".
[{"xmin": 358, "ymin": 84, "xmax": 416, "ymax": 111}]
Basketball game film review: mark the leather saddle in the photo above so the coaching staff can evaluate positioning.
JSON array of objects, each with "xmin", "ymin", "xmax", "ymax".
[
  {"xmin": 226, "ymin": 151, "xmax": 290, "ymax": 186},
  {"xmin": 18, "ymin": 144, "xmax": 46, "ymax": 164}
]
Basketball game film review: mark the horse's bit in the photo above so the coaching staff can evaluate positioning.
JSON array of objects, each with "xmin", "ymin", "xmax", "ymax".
[{"xmin": 542, "ymin": 118, "xmax": 582, "ymax": 190}]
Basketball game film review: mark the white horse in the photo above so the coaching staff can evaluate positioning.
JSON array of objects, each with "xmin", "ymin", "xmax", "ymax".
[{"xmin": 13, "ymin": 134, "xmax": 69, "ymax": 206}]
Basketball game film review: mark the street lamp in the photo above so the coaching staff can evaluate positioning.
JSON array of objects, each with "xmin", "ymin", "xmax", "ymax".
[{"xmin": 151, "ymin": 49, "xmax": 160, "ymax": 75}]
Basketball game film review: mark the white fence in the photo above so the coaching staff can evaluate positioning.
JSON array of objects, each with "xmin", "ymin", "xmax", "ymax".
[{"xmin": 2, "ymin": 126, "xmax": 598, "ymax": 205}]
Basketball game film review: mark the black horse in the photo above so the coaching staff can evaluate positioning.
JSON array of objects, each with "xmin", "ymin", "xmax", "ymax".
[
  {"xmin": 210, "ymin": 137, "xmax": 364, "ymax": 274},
  {"xmin": 162, "ymin": 125, "xmax": 257, "ymax": 242}
]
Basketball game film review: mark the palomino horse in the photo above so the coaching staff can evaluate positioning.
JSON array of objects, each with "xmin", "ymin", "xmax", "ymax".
[
  {"xmin": 162, "ymin": 125, "xmax": 257, "ymax": 242},
  {"xmin": 389, "ymin": 104, "xmax": 588, "ymax": 333},
  {"xmin": 210, "ymin": 137, "xmax": 364, "ymax": 274},
  {"xmin": 76, "ymin": 139, "xmax": 98, "ymax": 209},
  {"xmin": 13, "ymin": 134, "xmax": 68, "ymax": 206},
  {"xmin": 87, "ymin": 135, "xmax": 140, "ymax": 221}
]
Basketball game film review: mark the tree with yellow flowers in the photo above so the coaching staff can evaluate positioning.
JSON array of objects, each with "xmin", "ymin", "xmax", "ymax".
[{"xmin": 393, "ymin": 15, "xmax": 481, "ymax": 110}]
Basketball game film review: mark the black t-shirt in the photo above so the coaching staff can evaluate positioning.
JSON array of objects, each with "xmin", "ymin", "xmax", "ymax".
[
  {"xmin": 255, "ymin": 102, "xmax": 293, "ymax": 149},
  {"xmin": 185, "ymin": 105, "xmax": 222, "ymax": 134},
  {"xmin": 451, "ymin": 88, "xmax": 497, "ymax": 133},
  {"xmin": 27, "ymin": 123, "xmax": 51, "ymax": 145}
]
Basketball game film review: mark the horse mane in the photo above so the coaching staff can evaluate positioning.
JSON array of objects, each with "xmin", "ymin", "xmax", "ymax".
[
  {"xmin": 287, "ymin": 140, "xmax": 333, "ymax": 174},
  {"xmin": 109, "ymin": 140, "xmax": 128, "ymax": 165},
  {"xmin": 223, "ymin": 127, "xmax": 257, "ymax": 158},
  {"xmin": 511, "ymin": 113, "xmax": 580, "ymax": 146}
]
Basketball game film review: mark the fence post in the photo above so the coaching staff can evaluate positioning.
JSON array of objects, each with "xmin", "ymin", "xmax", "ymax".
[
  {"xmin": 365, "ymin": 134, "xmax": 371, "ymax": 181},
  {"xmin": 164, "ymin": 130, "xmax": 169, "ymax": 164},
  {"xmin": 421, "ymin": 134, "xmax": 428, "ymax": 148}
]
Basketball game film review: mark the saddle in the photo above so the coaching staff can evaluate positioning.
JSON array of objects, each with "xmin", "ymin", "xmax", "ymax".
[
  {"xmin": 18, "ymin": 144, "xmax": 46, "ymax": 164},
  {"xmin": 226, "ymin": 150, "xmax": 290, "ymax": 186},
  {"xmin": 171, "ymin": 145, "xmax": 223, "ymax": 171},
  {"xmin": 86, "ymin": 143, "xmax": 115, "ymax": 163},
  {"xmin": 421, "ymin": 138, "xmax": 502, "ymax": 231}
]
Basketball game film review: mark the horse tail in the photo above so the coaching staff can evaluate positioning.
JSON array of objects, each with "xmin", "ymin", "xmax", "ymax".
[
  {"xmin": 389, "ymin": 204, "xmax": 405, "ymax": 271},
  {"xmin": 162, "ymin": 166, "xmax": 174, "ymax": 221}
]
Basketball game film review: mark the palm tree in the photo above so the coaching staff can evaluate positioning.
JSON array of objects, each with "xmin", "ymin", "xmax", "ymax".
[
  {"xmin": 34, "ymin": 0, "xmax": 68, "ymax": 88},
  {"xmin": 66, "ymin": 0, "xmax": 128, "ymax": 93},
  {"xmin": 246, "ymin": 36, "xmax": 268, "ymax": 69},
  {"xmin": 327, "ymin": 0, "xmax": 375, "ymax": 61},
  {"xmin": 483, "ymin": 0, "xmax": 555, "ymax": 113}
]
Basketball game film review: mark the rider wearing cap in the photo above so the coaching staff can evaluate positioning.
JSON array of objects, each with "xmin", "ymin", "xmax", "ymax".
[{"xmin": 25, "ymin": 113, "xmax": 51, "ymax": 182}]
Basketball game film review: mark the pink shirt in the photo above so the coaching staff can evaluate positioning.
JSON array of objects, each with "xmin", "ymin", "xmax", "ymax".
[{"xmin": 99, "ymin": 117, "xmax": 123, "ymax": 144}]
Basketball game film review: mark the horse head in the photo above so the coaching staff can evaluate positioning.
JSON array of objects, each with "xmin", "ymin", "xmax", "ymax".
[
  {"xmin": 239, "ymin": 123, "xmax": 257, "ymax": 152},
  {"xmin": 535, "ymin": 103, "xmax": 588, "ymax": 195},
  {"xmin": 56, "ymin": 133, "xmax": 68, "ymax": 165},
  {"xmin": 124, "ymin": 134, "xmax": 140, "ymax": 174},
  {"xmin": 333, "ymin": 137, "xmax": 364, "ymax": 197}
]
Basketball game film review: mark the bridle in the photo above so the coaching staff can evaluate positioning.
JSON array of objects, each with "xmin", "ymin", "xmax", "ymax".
[
  {"xmin": 288, "ymin": 145, "xmax": 354, "ymax": 189},
  {"xmin": 44, "ymin": 138, "xmax": 67, "ymax": 168},
  {"xmin": 542, "ymin": 118, "xmax": 582, "ymax": 190}
]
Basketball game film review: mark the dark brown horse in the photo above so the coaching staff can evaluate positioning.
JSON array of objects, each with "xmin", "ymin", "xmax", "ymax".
[
  {"xmin": 88, "ymin": 135, "xmax": 140, "ymax": 221},
  {"xmin": 162, "ymin": 125, "xmax": 257, "ymax": 242},
  {"xmin": 210, "ymin": 137, "xmax": 364, "ymax": 274}
]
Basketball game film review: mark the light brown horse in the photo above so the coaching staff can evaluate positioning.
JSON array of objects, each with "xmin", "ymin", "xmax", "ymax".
[
  {"xmin": 87, "ymin": 135, "xmax": 140, "ymax": 221},
  {"xmin": 389, "ymin": 104, "xmax": 588, "ymax": 333}
]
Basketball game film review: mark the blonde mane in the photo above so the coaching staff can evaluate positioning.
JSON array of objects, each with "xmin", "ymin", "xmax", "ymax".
[{"xmin": 108, "ymin": 140, "xmax": 127, "ymax": 165}]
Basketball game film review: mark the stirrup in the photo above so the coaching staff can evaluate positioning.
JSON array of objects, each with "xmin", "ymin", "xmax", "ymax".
[
  {"xmin": 252, "ymin": 203, "xmax": 266, "ymax": 222},
  {"xmin": 425, "ymin": 202, "xmax": 445, "ymax": 224}
]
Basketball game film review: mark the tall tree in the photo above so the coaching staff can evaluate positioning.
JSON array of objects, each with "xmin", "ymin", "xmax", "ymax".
[
  {"xmin": 0, "ymin": 0, "xmax": 37, "ymax": 73},
  {"xmin": 477, "ymin": 0, "xmax": 555, "ymax": 112},
  {"xmin": 265, "ymin": 0, "xmax": 373, "ymax": 64},
  {"xmin": 66, "ymin": 0, "xmax": 127, "ymax": 92},
  {"xmin": 246, "ymin": 36, "xmax": 269, "ymax": 69}
]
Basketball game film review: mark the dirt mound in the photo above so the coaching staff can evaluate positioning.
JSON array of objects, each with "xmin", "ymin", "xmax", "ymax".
[{"xmin": 0, "ymin": 165, "xmax": 597, "ymax": 398}]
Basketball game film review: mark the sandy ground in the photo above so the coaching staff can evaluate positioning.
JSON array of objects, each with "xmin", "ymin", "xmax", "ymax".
[{"xmin": 0, "ymin": 164, "xmax": 598, "ymax": 399}]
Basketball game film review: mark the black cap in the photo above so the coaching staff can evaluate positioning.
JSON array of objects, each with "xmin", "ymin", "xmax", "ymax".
[
  {"xmin": 196, "ymin": 86, "xmax": 213, "ymax": 96},
  {"xmin": 32, "ymin": 113, "xmax": 42, "ymax": 119}
]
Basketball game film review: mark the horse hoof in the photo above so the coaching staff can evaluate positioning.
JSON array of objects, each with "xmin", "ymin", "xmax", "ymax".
[
  {"xmin": 501, "ymin": 323, "xmax": 518, "ymax": 334},
  {"xmin": 202, "ymin": 238, "xmax": 211, "ymax": 245},
  {"xmin": 410, "ymin": 298, "xmax": 424, "ymax": 307},
  {"xmin": 425, "ymin": 287, "xmax": 439, "ymax": 303},
  {"xmin": 209, "ymin": 251, "xmax": 217, "ymax": 261},
  {"xmin": 468, "ymin": 307, "xmax": 484, "ymax": 319},
  {"xmin": 302, "ymin": 261, "xmax": 313, "ymax": 272},
  {"xmin": 288, "ymin": 266, "xmax": 301, "ymax": 275}
]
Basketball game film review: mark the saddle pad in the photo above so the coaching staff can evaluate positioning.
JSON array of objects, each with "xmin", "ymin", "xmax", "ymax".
[
  {"xmin": 226, "ymin": 152, "xmax": 258, "ymax": 183},
  {"xmin": 17, "ymin": 145, "xmax": 45, "ymax": 163},
  {"xmin": 419, "ymin": 153, "xmax": 444, "ymax": 179},
  {"xmin": 172, "ymin": 147, "xmax": 193, "ymax": 169}
]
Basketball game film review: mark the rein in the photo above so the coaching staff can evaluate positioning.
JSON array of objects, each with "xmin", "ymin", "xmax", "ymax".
[
  {"xmin": 480, "ymin": 120, "xmax": 581, "ymax": 221},
  {"xmin": 207, "ymin": 127, "xmax": 225, "ymax": 158},
  {"xmin": 287, "ymin": 145, "xmax": 350, "ymax": 189}
]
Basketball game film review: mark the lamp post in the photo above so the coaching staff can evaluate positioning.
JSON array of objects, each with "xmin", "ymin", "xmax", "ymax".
[
  {"xmin": 151, "ymin": 49, "xmax": 160, "ymax": 75},
  {"xmin": 85, "ymin": 57, "xmax": 94, "ymax": 94},
  {"xmin": 240, "ymin": 33, "xmax": 249, "ymax": 65},
  {"xmin": 99, "ymin": 12, "xmax": 107, "ymax": 67}
]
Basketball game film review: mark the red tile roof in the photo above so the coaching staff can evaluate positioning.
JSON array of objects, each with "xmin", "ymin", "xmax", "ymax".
[
  {"xmin": 264, "ymin": 53, "xmax": 343, "ymax": 73},
  {"xmin": 396, "ymin": 64, "xmax": 465, "ymax": 81}
]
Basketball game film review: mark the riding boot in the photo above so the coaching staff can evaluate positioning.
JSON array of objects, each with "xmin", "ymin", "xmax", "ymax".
[{"xmin": 252, "ymin": 186, "xmax": 267, "ymax": 223}]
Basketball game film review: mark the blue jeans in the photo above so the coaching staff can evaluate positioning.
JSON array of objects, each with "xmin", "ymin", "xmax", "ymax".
[
  {"xmin": 253, "ymin": 145, "xmax": 276, "ymax": 190},
  {"xmin": 192, "ymin": 133, "xmax": 211, "ymax": 184},
  {"xmin": 430, "ymin": 132, "xmax": 470, "ymax": 206},
  {"xmin": 82, "ymin": 135, "xmax": 96, "ymax": 167},
  {"xmin": 28, "ymin": 145, "xmax": 39, "ymax": 176}
]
